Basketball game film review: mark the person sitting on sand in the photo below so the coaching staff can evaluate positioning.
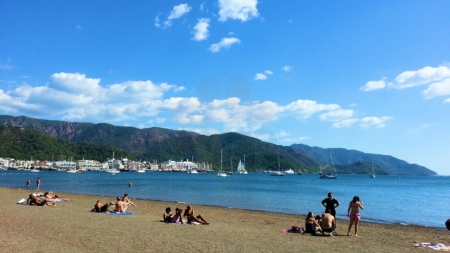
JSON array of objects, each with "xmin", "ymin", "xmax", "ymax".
[
  {"xmin": 113, "ymin": 197, "xmax": 126, "ymax": 213},
  {"xmin": 122, "ymin": 193, "xmax": 137, "ymax": 211},
  {"xmin": 163, "ymin": 207, "xmax": 173, "ymax": 222},
  {"xmin": 315, "ymin": 215, "xmax": 322, "ymax": 231},
  {"xmin": 347, "ymin": 196, "xmax": 364, "ymax": 236},
  {"xmin": 305, "ymin": 212, "xmax": 322, "ymax": 235},
  {"xmin": 321, "ymin": 209, "xmax": 336, "ymax": 236},
  {"xmin": 93, "ymin": 200, "xmax": 111, "ymax": 213},
  {"xmin": 171, "ymin": 208, "xmax": 186, "ymax": 224},
  {"xmin": 183, "ymin": 205, "xmax": 209, "ymax": 225}
]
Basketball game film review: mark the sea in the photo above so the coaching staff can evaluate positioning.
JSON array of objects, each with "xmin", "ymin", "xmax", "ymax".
[{"xmin": 1, "ymin": 171, "xmax": 449, "ymax": 229}]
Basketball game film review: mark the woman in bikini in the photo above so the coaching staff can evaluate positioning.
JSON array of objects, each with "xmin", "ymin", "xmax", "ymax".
[
  {"xmin": 171, "ymin": 208, "xmax": 186, "ymax": 224},
  {"xmin": 347, "ymin": 196, "xmax": 364, "ymax": 236},
  {"xmin": 183, "ymin": 205, "xmax": 209, "ymax": 225}
]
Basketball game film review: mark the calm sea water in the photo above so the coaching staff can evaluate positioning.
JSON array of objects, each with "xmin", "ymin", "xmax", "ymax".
[{"xmin": 1, "ymin": 171, "xmax": 449, "ymax": 229}]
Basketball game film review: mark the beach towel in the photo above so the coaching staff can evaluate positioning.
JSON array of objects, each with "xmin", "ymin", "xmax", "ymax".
[
  {"xmin": 414, "ymin": 243, "xmax": 450, "ymax": 251},
  {"xmin": 17, "ymin": 198, "xmax": 26, "ymax": 204},
  {"xmin": 105, "ymin": 212, "xmax": 135, "ymax": 216}
]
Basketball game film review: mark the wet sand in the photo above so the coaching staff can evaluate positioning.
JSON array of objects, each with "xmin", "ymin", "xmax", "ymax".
[{"xmin": 1, "ymin": 187, "xmax": 448, "ymax": 253}]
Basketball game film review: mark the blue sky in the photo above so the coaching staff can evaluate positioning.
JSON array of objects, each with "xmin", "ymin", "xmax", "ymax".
[{"xmin": 1, "ymin": 1, "xmax": 450, "ymax": 174}]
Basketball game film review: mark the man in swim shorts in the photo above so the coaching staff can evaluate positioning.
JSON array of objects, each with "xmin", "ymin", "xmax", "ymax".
[{"xmin": 321, "ymin": 209, "xmax": 336, "ymax": 236}]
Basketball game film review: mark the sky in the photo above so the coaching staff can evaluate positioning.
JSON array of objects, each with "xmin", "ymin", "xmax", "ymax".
[{"xmin": 1, "ymin": 1, "xmax": 450, "ymax": 174}]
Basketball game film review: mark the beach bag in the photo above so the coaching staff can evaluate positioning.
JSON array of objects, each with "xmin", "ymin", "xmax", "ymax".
[{"xmin": 289, "ymin": 225, "xmax": 302, "ymax": 233}]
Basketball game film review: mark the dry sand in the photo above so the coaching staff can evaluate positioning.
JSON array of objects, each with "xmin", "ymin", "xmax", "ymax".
[{"xmin": 1, "ymin": 187, "xmax": 448, "ymax": 253}]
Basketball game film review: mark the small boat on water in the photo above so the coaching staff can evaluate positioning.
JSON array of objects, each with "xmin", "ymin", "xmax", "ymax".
[
  {"xmin": 319, "ymin": 152, "xmax": 337, "ymax": 179},
  {"xmin": 270, "ymin": 154, "xmax": 285, "ymax": 176},
  {"xmin": 217, "ymin": 149, "xmax": 228, "ymax": 177},
  {"xmin": 236, "ymin": 156, "xmax": 248, "ymax": 174},
  {"xmin": 369, "ymin": 161, "xmax": 376, "ymax": 178},
  {"xmin": 30, "ymin": 169, "xmax": 40, "ymax": 173},
  {"xmin": 284, "ymin": 168, "xmax": 295, "ymax": 174}
]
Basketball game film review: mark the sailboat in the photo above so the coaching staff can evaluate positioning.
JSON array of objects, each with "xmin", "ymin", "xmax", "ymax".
[
  {"xmin": 227, "ymin": 158, "xmax": 233, "ymax": 176},
  {"xmin": 217, "ymin": 149, "xmax": 228, "ymax": 177},
  {"xmin": 369, "ymin": 161, "xmax": 376, "ymax": 178},
  {"xmin": 319, "ymin": 152, "xmax": 337, "ymax": 179},
  {"xmin": 237, "ymin": 155, "xmax": 248, "ymax": 174},
  {"xmin": 270, "ymin": 153, "xmax": 285, "ymax": 176}
]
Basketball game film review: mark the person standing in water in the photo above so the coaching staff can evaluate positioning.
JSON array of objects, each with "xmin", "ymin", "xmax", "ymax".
[
  {"xmin": 347, "ymin": 196, "xmax": 364, "ymax": 236},
  {"xmin": 36, "ymin": 178, "xmax": 41, "ymax": 190},
  {"xmin": 128, "ymin": 181, "xmax": 133, "ymax": 187},
  {"xmin": 26, "ymin": 179, "xmax": 30, "ymax": 188}
]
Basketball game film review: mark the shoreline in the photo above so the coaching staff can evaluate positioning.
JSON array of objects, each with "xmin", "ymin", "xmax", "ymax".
[{"xmin": 2, "ymin": 186, "xmax": 449, "ymax": 253}]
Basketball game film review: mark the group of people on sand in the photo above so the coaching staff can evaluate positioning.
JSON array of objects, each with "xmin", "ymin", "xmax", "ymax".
[
  {"xmin": 93, "ymin": 193, "xmax": 137, "ymax": 213},
  {"xmin": 304, "ymin": 192, "xmax": 364, "ymax": 236},
  {"xmin": 163, "ymin": 205, "xmax": 209, "ymax": 225},
  {"xmin": 26, "ymin": 191, "xmax": 70, "ymax": 207}
]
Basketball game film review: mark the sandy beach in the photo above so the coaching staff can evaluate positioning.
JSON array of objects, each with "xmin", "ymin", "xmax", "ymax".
[{"xmin": 1, "ymin": 187, "xmax": 448, "ymax": 253}]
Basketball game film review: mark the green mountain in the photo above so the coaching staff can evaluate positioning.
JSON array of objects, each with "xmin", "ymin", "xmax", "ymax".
[
  {"xmin": 290, "ymin": 144, "xmax": 436, "ymax": 176},
  {"xmin": 138, "ymin": 132, "xmax": 320, "ymax": 172},
  {"xmin": 0, "ymin": 125, "xmax": 133, "ymax": 162},
  {"xmin": 0, "ymin": 115, "xmax": 437, "ymax": 175}
]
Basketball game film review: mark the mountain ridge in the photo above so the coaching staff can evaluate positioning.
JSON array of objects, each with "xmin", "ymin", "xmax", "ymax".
[{"xmin": 0, "ymin": 115, "xmax": 436, "ymax": 175}]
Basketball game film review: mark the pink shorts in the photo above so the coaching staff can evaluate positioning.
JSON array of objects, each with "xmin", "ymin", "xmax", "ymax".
[{"xmin": 350, "ymin": 212, "xmax": 361, "ymax": 221}]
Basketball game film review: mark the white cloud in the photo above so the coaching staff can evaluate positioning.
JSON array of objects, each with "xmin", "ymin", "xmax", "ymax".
[
  {"xmin": 156, "ymin": 4, "xmax": 192, "ymax": 28},
  {"xmin": 156, "ymin": 117, "xmax": 166, "ymax": 124},
  {"xmin": 0, "ymin": 63, "xmax": 14, "ymax": 70},
  {"xmin": 168, "ymin": 3, "xmax": 192, "ymax": 20},
  {"xmin": 422, "ymin": 78, "xmax": 450, "ymax": 99},
  {"xmin": 154, "ymin": 15, "xmax": 162, "ymax": 28},
  {"xmin": 364, "ymin": 65, "xmax": 450, "ymax": 100},
  {"xmin": 218, "ymin": 0, "xmax": 259, "ymax": 22},
  {"xmin": 208, "ymin": 37, "xmax": 240, "ymax": 52},
  {"xmin": 254, "ymin": 73, "xmax": 267, "ymax": 80},
  {"xmin": 283, "ymin": 66, "xmax": 293, "ymax": 72},
  {"xmin": 319, "ymin": 109, "xmax": 354, "ymax": 121},
  {"xmin": 360, "ymin": 79, "xmax": 386, "ymax": 91},
  {"xmin": 284, "ymin": 100, "xmax": 340, "ymax": 119},
  {"xmin": 191, "ymin": 18, "xmax": 210, "ymax": 41},
  {"xmin": 178, "ymin": 127, "xmax": 220, "ymax": 136},
  {"xmin": 444, "ymin": 98, "xmax": 450, "ymax": 103},
  {"xmin": 254, "ymin": 70, "xmax": 273, "ymax": 80},
  {"xmin": 332, "ymin": 116, "xmax": 392, "ymax": 128},
  {"xmin": 393, "ymin": 66, "xmax": 450, "ymax": 89},
  {"xmin": 0, "ymin": 73, "xmax": 392, "ymax": 132}
]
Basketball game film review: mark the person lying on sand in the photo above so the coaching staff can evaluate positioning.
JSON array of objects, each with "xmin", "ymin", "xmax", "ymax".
[
  {"xmin": 183, "ymin": 205, "xmax": 209, "ymax": 225},
  {"xmin": 163, "ymin": 207, "xmax": 173, "ymax": 222},
  {"xmin": 93, "ymin": 200, "xmax": 111, "ymax": 213},
  {"xmin": 44, "ymin": 192, "xmax": 71, "ymax": 202},
  {"xmin": 28, "ymin": 194, "xmax": 56, "ymax": 207}
]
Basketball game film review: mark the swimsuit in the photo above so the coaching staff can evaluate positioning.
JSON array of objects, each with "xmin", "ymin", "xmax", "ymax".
[
  {"xmin": 39, "ymin": 200, "xmax": 47, "ymax": 206},
  {"xmin": 322, "ymin": 225, "xmax": 336, "ymax": 233},
  {"xmin": 350, "ymin": 212, "xmax": 361, "ymax": 221}
]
